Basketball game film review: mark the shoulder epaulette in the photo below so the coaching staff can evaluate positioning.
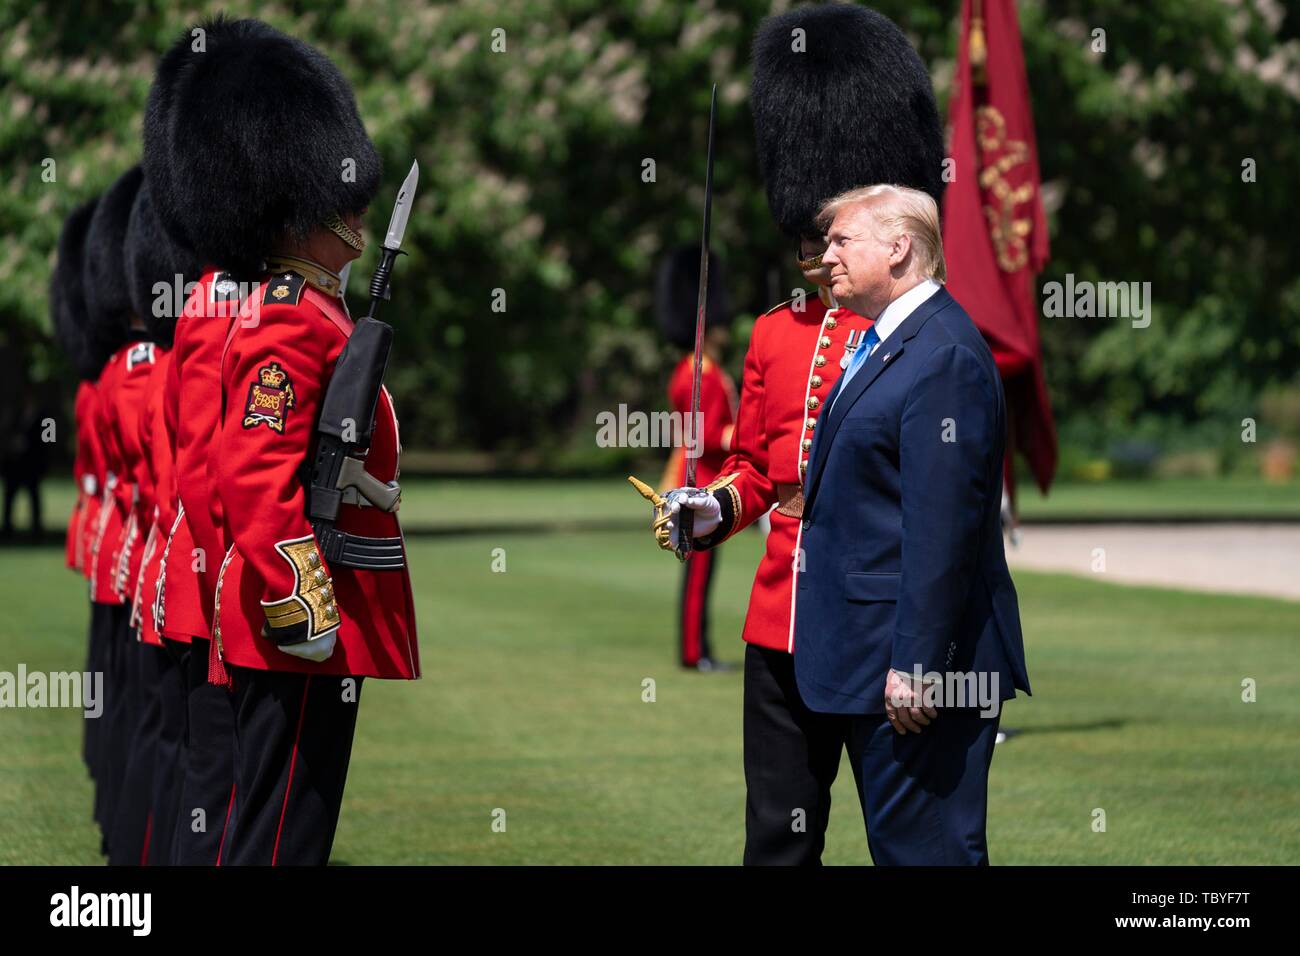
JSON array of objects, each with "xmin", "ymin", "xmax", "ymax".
[
  {"xmin": 211, "ymin": 272, "xmax": 243, "ymax": 303},
  {"xmin": 262, "ymin": 271, "xmax": 307, "ymax": 307},
  {"xmin": 125, "ymin": 342, "xmax": 157, "ymax": 372},
  {"xmin": 762, "ymin": 297, "xmax": 795, "ymax": 317}
]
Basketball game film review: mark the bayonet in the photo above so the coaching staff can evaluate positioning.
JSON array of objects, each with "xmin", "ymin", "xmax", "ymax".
[{"xmin": 365, "ymin": 159, "xmax": 419, "ymax": 319}]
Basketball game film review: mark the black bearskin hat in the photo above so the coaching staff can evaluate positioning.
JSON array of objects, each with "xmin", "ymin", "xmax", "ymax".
[
  {"xmin": 125, "ymin": 181, "xmax": 205, "ymax": 349},
  {"xmin": 655, "ymin": 245, "xmax": 732, "ymax": 352},
  {"xmin": 83, "ymin": 165, "xmax": 144, "ymax": 364},
  {"xmin": 143, "ymin": 16, "xmax": 381, "ymax": 275},
  {"xmin": 51, "ymin": 197, "xmax": 101, "ymax": 380},
  {"xmin": 750, "ymin": 4, "xmax": 944, "ymax": 239}
]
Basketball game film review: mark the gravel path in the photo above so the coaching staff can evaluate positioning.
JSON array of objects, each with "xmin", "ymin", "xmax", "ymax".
[{"xmin": 1005, "ymin": 523, "xmax": 1300, "ymax": 602}]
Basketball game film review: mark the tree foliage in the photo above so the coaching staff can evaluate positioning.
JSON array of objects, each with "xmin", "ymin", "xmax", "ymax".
[{"xmin": 2, "ymin": 0, "xmax": 1297, "ymax": 466}]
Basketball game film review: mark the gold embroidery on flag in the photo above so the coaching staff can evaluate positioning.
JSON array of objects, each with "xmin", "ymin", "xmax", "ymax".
[{"xmin": 976, "ymin": 106, "xmax": 1035, "ymax": 273}]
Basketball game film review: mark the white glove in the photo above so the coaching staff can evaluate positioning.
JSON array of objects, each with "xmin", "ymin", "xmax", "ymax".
[
  {"xmin": 278, "ymin": 631, "xmax": 338, "ymax": 663},
  {"xmin": 662, "ymin": 486, "xmax": 722, "ymax": 548},
  {"xmin": 628, "ymin": 473, "xmax": 736, "ymax": 558}
]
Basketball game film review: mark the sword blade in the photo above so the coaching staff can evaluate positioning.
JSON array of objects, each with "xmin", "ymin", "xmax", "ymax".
[
  {"xmin": 685, "ymin": 83, "xmax": 718, "ymax": 490},
  {"xmin": 678, "ymin": 84, "xmax": 718, "ymax": 559}
]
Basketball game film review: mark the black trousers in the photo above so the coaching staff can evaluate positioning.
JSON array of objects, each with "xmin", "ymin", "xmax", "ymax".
[
  {"xmin": 95, "ymin": 603, "xmax": 134, "ymax": 853},
  {"xmin": 170, "ymin": 637, "xmax": 238, "ymax": 865},
  {"xmin": 1, "ymin": 474, "xmax": 41, "ymax": 536},
  {"xmin": 743, "ymin": 643, "xmax": 1003, "ymax": 866},
  {"xmin": 743, "ymin": 643, "xmax": 853, "ymax": 865},
  {"xmin": 84, "ymin": 602, "xmax": 114, "ymax": 781},
  {"xmin": 146, "ymin": 639, "xmax": 189, "ymax": 865},
  {"xmin": 221, "ymin": 667, "xmax": 362, "ymax": 866},
  {"xmin": 109, "ymin": 641, "xmax": 166, "ymax": 865}
]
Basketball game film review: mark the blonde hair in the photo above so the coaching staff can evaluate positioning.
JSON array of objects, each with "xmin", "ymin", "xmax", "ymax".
[{"xmin": 817, "ymin": 184, "xmax": 946, "ymax": 283}]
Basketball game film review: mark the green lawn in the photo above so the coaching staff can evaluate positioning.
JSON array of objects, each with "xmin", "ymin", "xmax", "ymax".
[
  {"xmin": 20, "ymin": 473, "xmax": 1300, "ymax": 540},
  {"xmin": 1016, "ymin": 476, "xmax": 1300, "ymax": 521},
  {"xmin": 1, "ymin": 513, "xmax": 1297, "ymax": 864}
]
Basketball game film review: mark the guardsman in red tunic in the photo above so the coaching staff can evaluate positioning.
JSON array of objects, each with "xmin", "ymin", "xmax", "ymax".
[
  {"xmin": 51, "ymin": 196, "xmax": 107, "ymax": 781},
  {"xmin": 159, "ymin": 270, "xmax": 248, "ymax": 865},
  {"xmin": 146, "ymin": 16, "xmax": 417, "ymax": 865},
  {"xmin": 51, "ymin": 210, "xmax": 98, "ymax": 641},
  {"xmin": 143, "ymin": 18, "xmax": 290, "ymax": 865},
  {"xmin": 81, "ymin": 166, "xmax": 156, "ymax": 855},
  {"xmin": 107, "ymin": 180, "xmax": 207, "ymax": 866},
  {"xmin": 67, "ymin": 380, "xmax": 95, "ymax": 569},
  {"xmin": 654, "ymin": 246, "xmax": 738, "ymax": 670},
  {"xmin": 213, "ymin": 264, "xmax": 418, "ymax": 865},
  {"xmin": 642, "ymin": 6, "xmax": 947, "ymax": 864}
]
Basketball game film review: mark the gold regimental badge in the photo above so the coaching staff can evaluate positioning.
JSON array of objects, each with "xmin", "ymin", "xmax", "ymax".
[{"xmin": 242, "ymin": 362, "xmax": 297, "ymax": 433}]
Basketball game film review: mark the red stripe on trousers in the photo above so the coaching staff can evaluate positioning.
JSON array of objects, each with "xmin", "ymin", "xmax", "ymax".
[
  {"xmin": 272, "ymin": 676, "xmax": 311, "ymax": 866},
  {"xmin": 140, "ymin": 812, "xmax": 152, "ymax": 866},
  {"xmin": 216, "ymin": 782, "xmax": 236, "ymax": 866}
]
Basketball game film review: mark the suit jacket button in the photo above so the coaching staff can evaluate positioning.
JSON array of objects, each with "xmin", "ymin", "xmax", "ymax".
[{"xmin": 801, "ymin": 518, "xmax": 810, "ymax": 530}]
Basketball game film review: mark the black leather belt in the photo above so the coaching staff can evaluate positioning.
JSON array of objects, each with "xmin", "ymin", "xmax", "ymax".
[{"xmin": 315, "ymin": 526, "xmax": 405, "ymax": 570}]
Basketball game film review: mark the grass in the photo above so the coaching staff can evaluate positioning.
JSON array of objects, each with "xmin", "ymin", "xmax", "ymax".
[
  {"xmin": 18, "ymin": 473, "xmax": 1300, "ymax": 541},
  {"xmin": 1, "ymin": 504, "xmax": 1298, "ymax": 864},
  {"xmin": 1015, "ymin": 476, "xmax": 1300, "ymax": 521}
]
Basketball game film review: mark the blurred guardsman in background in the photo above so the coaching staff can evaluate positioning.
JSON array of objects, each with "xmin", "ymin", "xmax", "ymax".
[
  {"xmin": 654, "ymin": 246, "xmax": 737, "ymax": 671},
  {"xmin": 146, "ymin": 16, "xmax": 420, "ymax": 865},
  {"xmin": 0, "ymin": 379, "xmax": 53, "ymax": 540},
  {"xmin": 82, "ymin": 165, "xmax": 157, "ymax": 857},
  {"xmin": 646, "ymin": 4, "xmax": 946, "ymax": 864}
]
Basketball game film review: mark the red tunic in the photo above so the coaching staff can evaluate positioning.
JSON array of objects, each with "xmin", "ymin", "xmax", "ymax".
[
  {"xmin": 214, "ymin": 273, "xmax": 419, "ymax": 679},
  {"xmin": 665, "ymin": 354, "xmax": 737, "ymax": 489},
  {"xmin": 78, "ymin": 379, "xmax": 106, "ymax": 581},
  {"xmin": 66, "ymin": 381, "xmax": 97, "ymax": 572},
  {"xmin": 156, "ymin": 269, "xmax": 241, "ymax": 643},
  {"xmin": 133, "ymin": 351, "xmax": 176, "ymax": 646},
  {"xmin": 111, "ymin": 343, "xmax": 166, "ymax": 606},
  {"xmin": 706, "ymin": 293, "xmax": 874, "ymax": 652},
  {"xmin": 90, "ymin": 343, "xmax": 158, "ymax": 605}
]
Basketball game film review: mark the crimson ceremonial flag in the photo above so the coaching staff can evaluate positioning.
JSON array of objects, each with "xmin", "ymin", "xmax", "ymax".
[{"xmin": 943, "ymin": 0, "xmax": 1056, "ymax": 495}]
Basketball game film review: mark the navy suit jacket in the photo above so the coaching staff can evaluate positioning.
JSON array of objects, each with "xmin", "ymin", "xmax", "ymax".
[{"xmin": 794, "ymin": 286, "xmax": 1031, "ymax": 715}]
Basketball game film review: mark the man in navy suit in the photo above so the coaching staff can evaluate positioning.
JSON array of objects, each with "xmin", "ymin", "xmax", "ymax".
[
  {"xmin": 797, "ymin": 183, "xmax": 1030, "ymax": 863},
  {"xmin": 667, "ymin": 184, "xmax": 1031, "ymax": 863}
]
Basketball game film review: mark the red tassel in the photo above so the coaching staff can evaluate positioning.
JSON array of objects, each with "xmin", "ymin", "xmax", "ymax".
[{"xmin": 207, "ymin": 633, "xmax": 233, "ymax": 689}]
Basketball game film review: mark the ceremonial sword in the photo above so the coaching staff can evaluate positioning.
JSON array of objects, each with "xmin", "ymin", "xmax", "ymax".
[{"xmin": 677, "ymin": 84, "xmax": 719, "ymax": 560}]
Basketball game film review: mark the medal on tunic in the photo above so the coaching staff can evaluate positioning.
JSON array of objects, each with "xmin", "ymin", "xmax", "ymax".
[{"xmin": 840, "ymin": 329, "xmax": 869, "ymax": 370}]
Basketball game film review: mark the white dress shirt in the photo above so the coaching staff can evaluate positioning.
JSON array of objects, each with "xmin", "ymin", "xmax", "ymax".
[{"xmin": 832, "ymin": 278, "xmax": 942, "ymax": 406}]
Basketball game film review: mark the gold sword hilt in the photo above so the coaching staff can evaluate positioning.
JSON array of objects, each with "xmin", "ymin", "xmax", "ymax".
[{"xmin": 627, "ymin": 475, "xmax": 688, "ymax": 563}]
